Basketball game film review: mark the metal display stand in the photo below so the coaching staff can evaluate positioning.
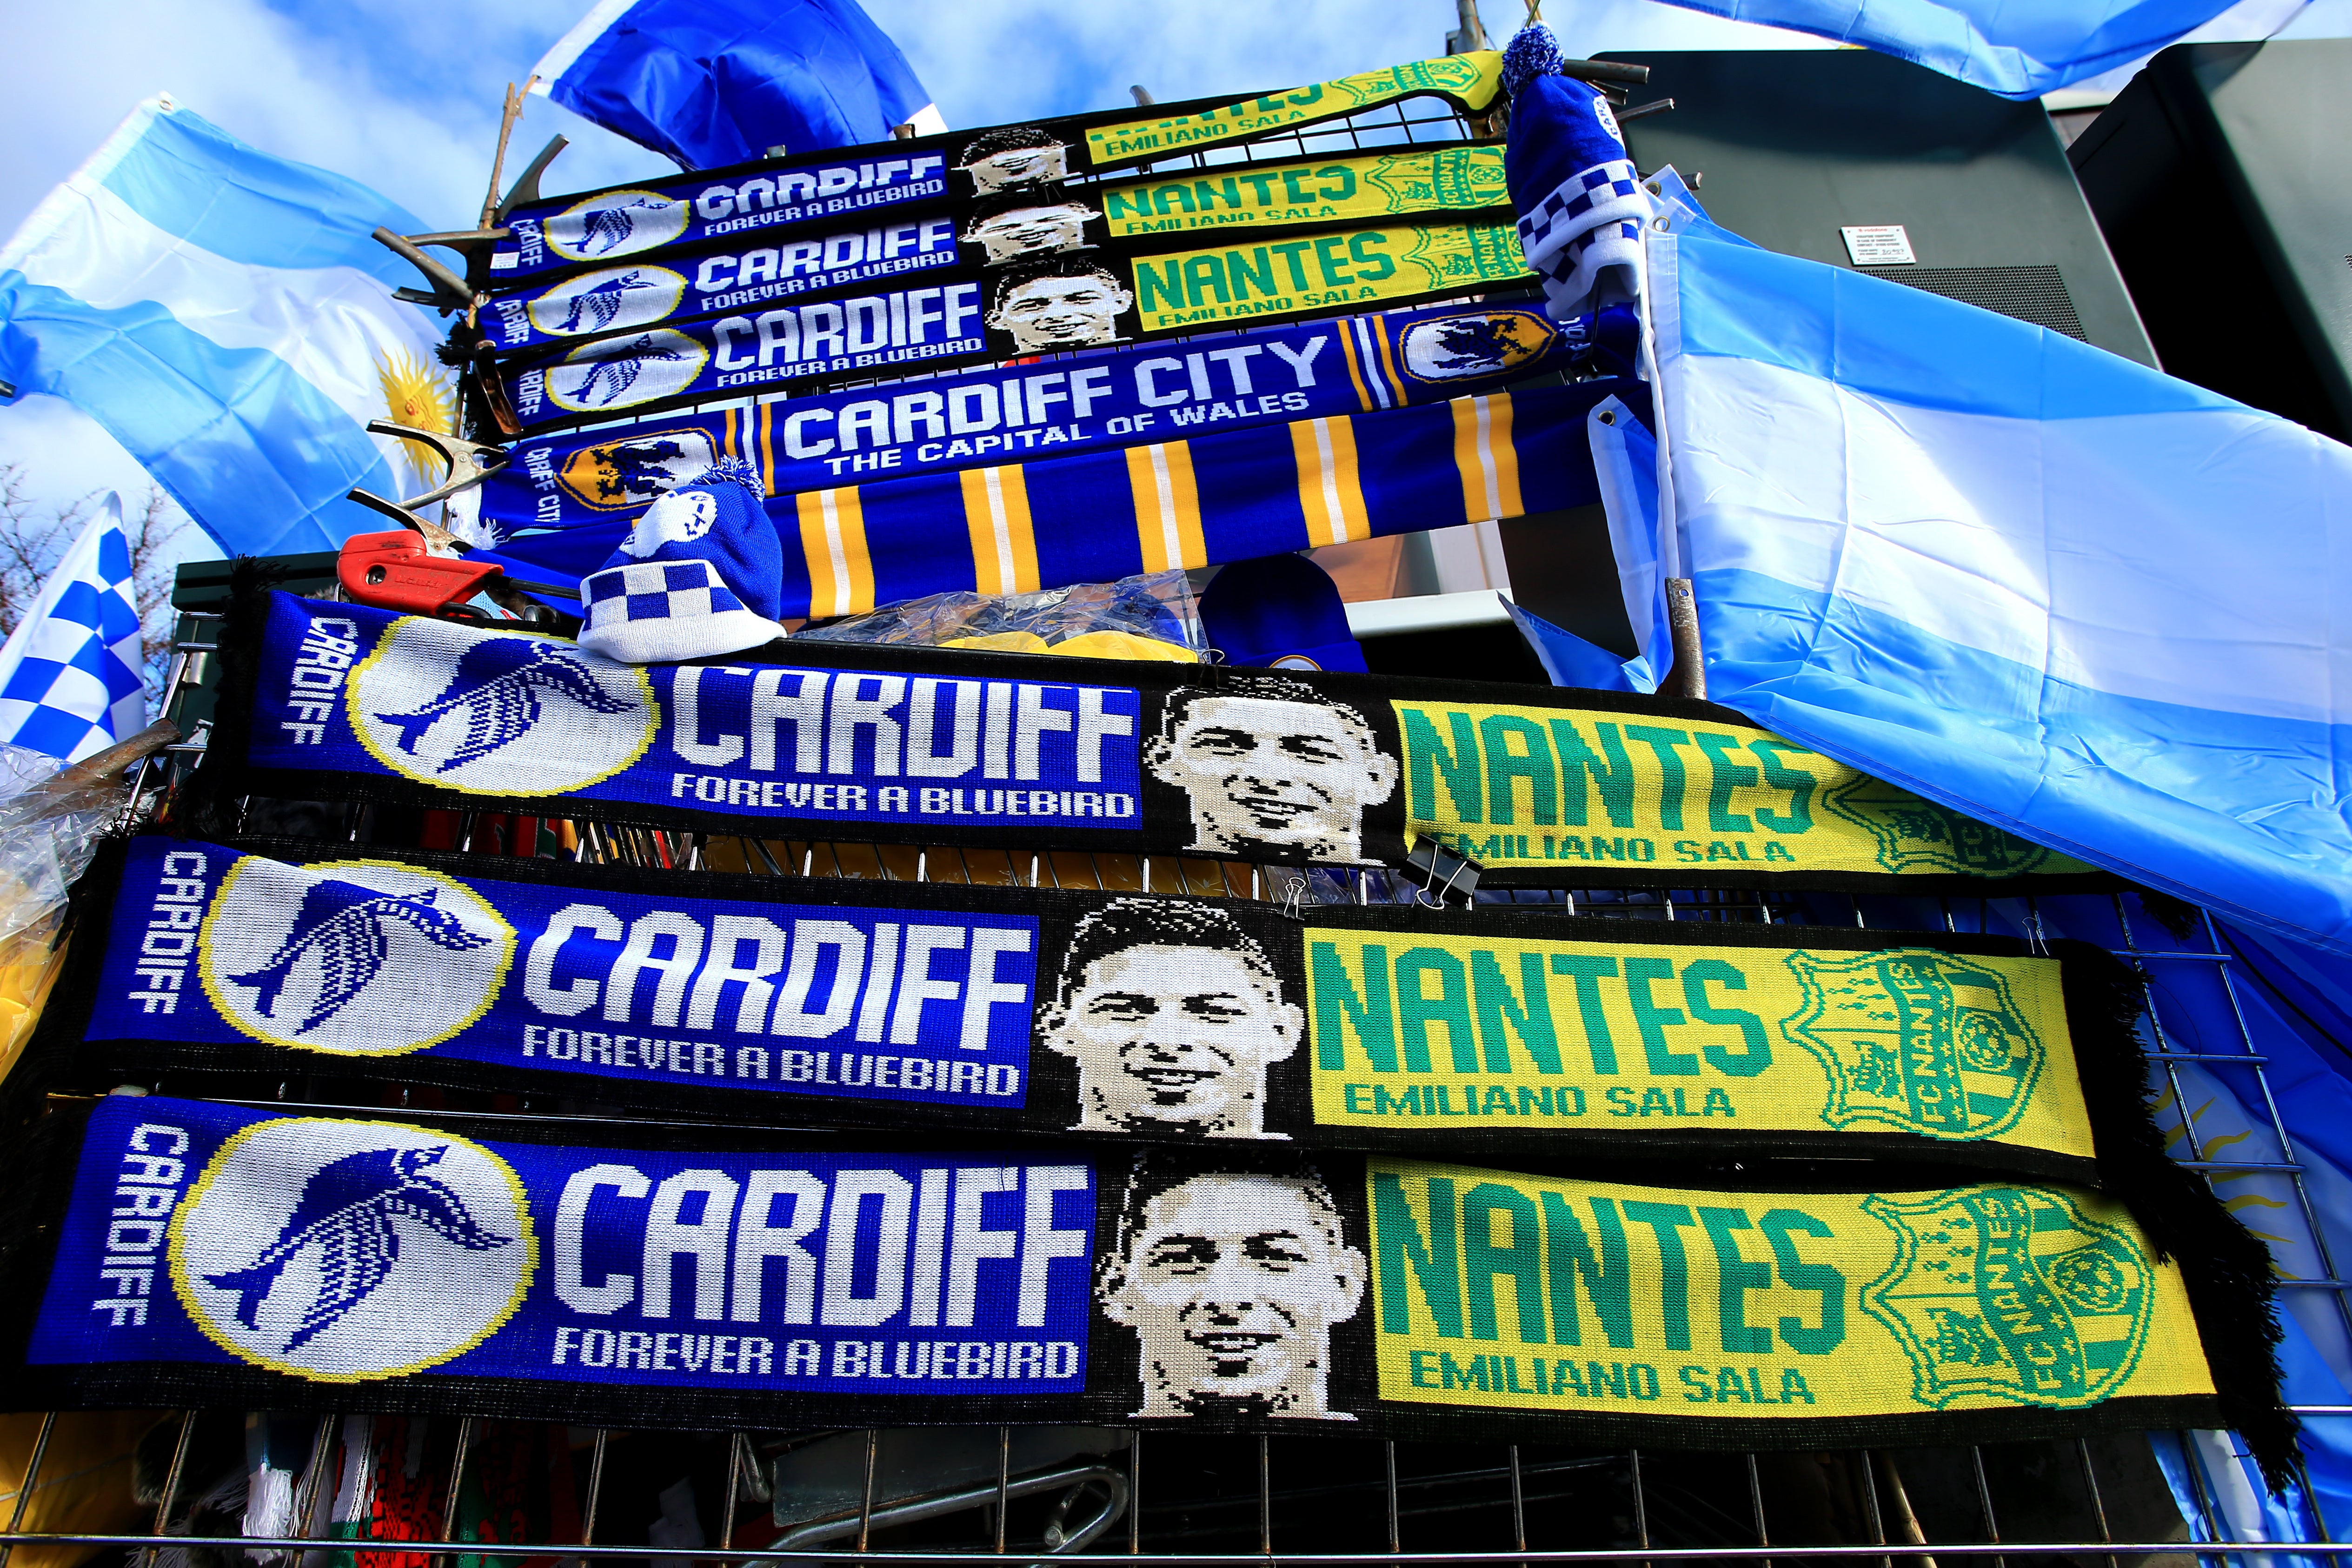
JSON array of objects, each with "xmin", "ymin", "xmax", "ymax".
[{"xmin": 6, "ymin": 70, "xmax": 2342, "ymax": 1562}]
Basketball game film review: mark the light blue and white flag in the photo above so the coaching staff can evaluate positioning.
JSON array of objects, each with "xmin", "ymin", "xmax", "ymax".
[
  {"xmin": 0, "ymin": 496, "xmax": 145, "ymax": 764},
  {"xmin": 0, "ymin": 96, "xmax": 457, "ymax": 561},
  {"xmin": 1507, "ymin": 393, "xmax": 1671, "ymax": 695},
  {"xmin": 1642, "ymin": 0, "xmax": 2306, "ymax": 98},
  {"xmin": 1645, "ymin": 181, "xmax": 2352, "ymax": 957},
  {"xmin": 532, "ymin": 0, "xmax": 945, "ymax": 171}
]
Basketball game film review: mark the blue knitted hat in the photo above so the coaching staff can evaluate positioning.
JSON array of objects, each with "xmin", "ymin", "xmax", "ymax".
[
  {"xmin": 1199, "ymin": 553, "xmax": 1368, "ymax": 674},
  {"xmin": 578, "ymin": 458, "xmax": 787, "ymax": 663},
  {"xmin": 1503, "ymin": 23, "xmax": 1652, "ymax": 322}
]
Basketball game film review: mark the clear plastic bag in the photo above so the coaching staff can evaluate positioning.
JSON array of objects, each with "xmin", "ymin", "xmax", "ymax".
[
  {"xmin": 0, "ymin": 741, "xmax": 130, "ymax": 1082},
  {"xmin": 0, "ymin": 741, "xmax": 125, "ymax": 946},
  {"xmin": 798, "ymin": 569, "xmax": 1203, "ymax": 662}
]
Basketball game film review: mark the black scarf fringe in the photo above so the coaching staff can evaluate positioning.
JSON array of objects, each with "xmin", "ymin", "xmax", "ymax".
[
  {"xmin": 2060, "ymin": 938, "xmax": 2298, "ymax": 1492},
  {"xmin": 176, "ymin": 560, "xmax": 282, "ymax": 841}
]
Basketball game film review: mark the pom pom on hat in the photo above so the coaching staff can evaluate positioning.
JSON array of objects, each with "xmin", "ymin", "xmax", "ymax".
[
  {"xmin": 577, "ymin": 458, "xmax": 788, "ymax": 664},
  {"xmin": 1501, "ymin": 20, "xmax": 1569, "ymax": 100},
  {"xmin": 1503, "ymin": 22, "xmax": 1652, "ymax": 322}
]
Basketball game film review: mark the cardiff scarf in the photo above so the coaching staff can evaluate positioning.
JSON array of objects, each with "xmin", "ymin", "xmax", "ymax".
[
  {"xmin": 479, "ymin": 300, "xmax": 1589, "ymax": 533},
  {"xmin": 2, "ymin": 1094, "xmax": 2286, "ymax": 1473},
  {"xmin": 197, "ymin": 588, "xmax": 2110, "ymax": 894},
  {"xmin": 51, "ymin": 834, "xmax": 2151, "ymax": 1183},
  {"xmin": 478, "ymin": 146, "xmax": 1516, "ymax": 360},
  {"xmin": 479, "ymin": 382, "xmax": 1601, "ymax": 608}
]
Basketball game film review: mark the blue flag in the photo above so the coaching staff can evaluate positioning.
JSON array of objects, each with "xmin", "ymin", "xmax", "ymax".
[
  {"xmin": 1642, "ymin": 179, "xmax": 2352, "ymax": 958},
  {"xmin": 0, "ymin": 497, "xmax": 145, "ymax": 763},
  {"xmin": 532, "ymin": 0, "xmax": 944, "ymax": 171},
  {"xmin": 1641, "ymin": 0, "xmax": 2305, "ymax": 98},
  {"xmin": 0, "ymin": 98, "xmax": 457, "ymax": 560}
]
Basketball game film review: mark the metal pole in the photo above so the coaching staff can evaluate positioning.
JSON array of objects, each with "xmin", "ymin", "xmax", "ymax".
[{"xmin": 1663, "ymin": 578, "xmax": 1706, "ymax": 699}]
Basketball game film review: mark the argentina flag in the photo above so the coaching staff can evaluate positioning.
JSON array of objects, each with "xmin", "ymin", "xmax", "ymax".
[
  {"xmin": 1639, "ymin": 0, "xmax": 2308, "ymax": 98},
  {"xmin": 1644, "ymin": 179, "xmax": 2352, "ymax": 957},
  {"xmin": 0, "ymin": 95, "xmax": 457, "ymax": 559}
]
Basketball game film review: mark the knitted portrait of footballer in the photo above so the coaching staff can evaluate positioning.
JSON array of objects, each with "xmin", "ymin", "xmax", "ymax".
[
  {"xmin": 1098, "ymin": 1158, "xmax": 1367, "ymax": 1420},
  {"xmin": 1145, "ymin": 675, "xmax": 1399, "ymax": 864},
  {"xmin": 1042, "ymin": 898, "xmax": 1303, "ymax": 1140}
]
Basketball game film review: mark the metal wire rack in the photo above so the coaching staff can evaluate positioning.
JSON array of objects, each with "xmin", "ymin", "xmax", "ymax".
[{"xmin": 0, "ymin": 607, "xmax": 2341, "ymax": 1567}]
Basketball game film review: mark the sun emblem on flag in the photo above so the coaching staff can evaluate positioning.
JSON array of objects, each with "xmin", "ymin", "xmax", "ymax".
[{"xmin": 373, "ymin": 348, "xmax": 459, "ymax": 494}]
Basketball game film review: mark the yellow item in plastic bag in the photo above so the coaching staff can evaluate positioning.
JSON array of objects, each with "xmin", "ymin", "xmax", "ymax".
[
  {"xmin": 942, "ymin": 631, "xmax": 1054, "ymax": 655},
  {"xmin": 0, "ymin": 918, "xmax": 68, "ymax": 1088},
  {"xmin": 1049, "ymin": 630, "xmax": 1198, "ymax": 663}
]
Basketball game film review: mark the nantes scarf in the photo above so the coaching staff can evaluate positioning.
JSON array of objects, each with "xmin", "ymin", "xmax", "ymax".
[
  {"xmin": 50, "ymin": 833, "xmax": 2157, "ymax": 1184},
  {"xmin": 487, "ymin": 56, "xmax": 1508, "ymax": 286},
  {"xmin": 197, "ymin": 587, "xmax": 2108, "ymax": 895},
  {"xmin": 2, "ymin": 1093, "xmax": 2286, "ymax": 1475}
]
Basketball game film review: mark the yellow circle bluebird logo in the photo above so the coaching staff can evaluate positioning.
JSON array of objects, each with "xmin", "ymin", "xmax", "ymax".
[
  {"xmin": 170, "ymin": 1117, "xmax": 535, "ymax": 1382},
  {"xmin": 347, "ymin": 616, "xmax": 658, "ymax": 796},
  {"xmin": 199, "ymin": 856, "xmax": 516, "ymax": 1056},
  {"xmin": 525, "ymin": 265, "xmax": 689, "ymax": 339},
  {"xmin": 543, "ymin": 189, "xmax": 690, "ymax": 262}
]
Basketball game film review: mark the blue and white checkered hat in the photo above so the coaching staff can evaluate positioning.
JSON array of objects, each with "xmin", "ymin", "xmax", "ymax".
[
  {"xmin": 1504, "ymin": 23, "xmax": 1653, "ymax": 324},
  {"xmin": 0, "ymin": 496, "xmax": 146, "ymax": 764},
  {"xmin": 577, "ymin": 458, "xmax": 787, "ymax": 663}
]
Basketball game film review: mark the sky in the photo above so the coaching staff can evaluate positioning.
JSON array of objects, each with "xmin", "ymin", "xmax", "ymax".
[{"xmin": 1, "ymin": 0, "xmax": 2345, "ymax": 558}]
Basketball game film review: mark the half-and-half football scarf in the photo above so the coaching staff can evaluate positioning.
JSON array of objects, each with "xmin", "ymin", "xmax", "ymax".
[
  {"xmin": 194, "ymin": 587, "xmax": 2109, "ymax": 895},
  {"xmin": 0, "ymin": 1092, "xmax": 2288, "ymax": 1478},
  {"xmin": 52, "ymin": 834, "xmax": 2155, "ymax": 1185}
]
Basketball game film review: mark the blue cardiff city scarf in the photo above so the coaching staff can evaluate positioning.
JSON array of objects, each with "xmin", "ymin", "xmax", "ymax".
[
  {"xmin": 195, "ymin": 587, "xmax": 2113, "ymax": 896},
  {"xmin": 0, "ymin": 1094, "xmax": 2287, "ymax": 1474},
  {"xmin": 45, "ymin": 834, "xmax": 2173, "ymax": 1189}
]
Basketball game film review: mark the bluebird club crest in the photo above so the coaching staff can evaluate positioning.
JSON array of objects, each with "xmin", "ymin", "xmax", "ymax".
[
  {"xmin": 348, "ymin": 616, "xmax": 657, "ymax": 794},
  {"xmin": 556, "ymin": 429, "xmax": 719, "ymax": 511},
  {"xmin": 545, "ymin": 329, "xmax": 707, "ymax": 414},
  {"xmin": 525, "ymin": 265, "xmax": 688, "ymax": 339},
  {"xmin": 1860, "ymin": 1187, "xmax": 2154, "ymax": 1409},
  {"xmin": 542, "ymin": 188, "xmax": 690, "ymax": 262},
  {"xmin": 172, "ymin": 1118, "xmax": 533, "ymax": 1380},
  {"xmin": 201, "ymin": 857, "xmax": 516, "ymax": 1056}
]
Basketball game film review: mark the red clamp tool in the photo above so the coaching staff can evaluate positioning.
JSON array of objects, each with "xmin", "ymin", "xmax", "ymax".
[
  {"xmin": 337, "ymin": 421, "xmax": 572, "ymax": 625},
  {"xmin": 337, "ymin": 528, "xmax": 510, "ymax": 616}
]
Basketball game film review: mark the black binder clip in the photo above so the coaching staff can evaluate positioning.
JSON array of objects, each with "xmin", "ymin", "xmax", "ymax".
[{"xmin": 1400, "ymin": 841, "xmax": 1482, "ymax": 909}]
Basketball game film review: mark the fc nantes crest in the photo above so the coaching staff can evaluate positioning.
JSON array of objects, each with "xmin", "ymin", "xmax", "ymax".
[
  {"xmin": 1861, "ymin": 1187, "xmax": 2154, "ymax": 1409},
  {"xmin": 1823, "ymin": 776, "xmax": 2073, "ymax": 878},
  {"xmin": 1783, "ymin": 950, "xmax": 2046, "ymax": 1141}
]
